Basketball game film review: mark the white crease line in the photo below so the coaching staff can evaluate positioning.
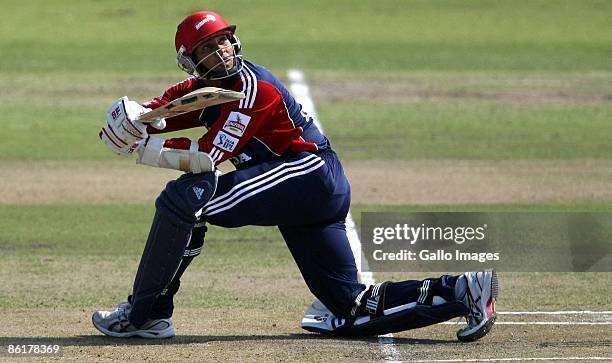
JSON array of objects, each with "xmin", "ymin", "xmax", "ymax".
[
  {"xmin": 496, "ymin": 322, "xmax": 612, "ymax": 325},
  {"xmin": 288, "ymin": 69, "xmax": 402, "ymax": 363},
  {"xmin": 494, "ymin": 310, "xmax": 612, "ymax": 323},
  {"xmin": 441, "ymin": 321, "xmax": 612, "ymax": 325},
  {"xmin": 498, "ymin": 311, "xmax": 612, "ymax": 315},
  {"xmin": 409, "ymin": 358, "xmax": 612, "ymax": 362}
]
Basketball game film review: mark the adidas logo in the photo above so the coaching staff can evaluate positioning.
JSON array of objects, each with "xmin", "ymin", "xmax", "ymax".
[{"xmin": 193, "ymin": 186, "xmax": 205, "ymax": 200}]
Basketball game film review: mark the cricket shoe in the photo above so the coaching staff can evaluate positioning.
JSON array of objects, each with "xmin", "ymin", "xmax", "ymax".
[
  {"xmin": 301, "ymin": 299, "xmax": 346, "ymax": 334},
  {"xmin": 92, "ymin": 301, "xmax": 175, "ymax": 339},
  {"xmin": 456, "ymin": 269, "xmax": 499, "ymax": 342}
]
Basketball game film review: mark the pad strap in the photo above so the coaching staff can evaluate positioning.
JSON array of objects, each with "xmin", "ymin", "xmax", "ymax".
[
  {"xmin": 417, "ymin": 279, "xmax": 436, "ymax": 305},
  {"xmin": 353, "ymin": 282, "xmax": 391, "ymax": 319},
  {"xmin": 366, "ymin": 282, "xmax": 390, "ymax": 317}
]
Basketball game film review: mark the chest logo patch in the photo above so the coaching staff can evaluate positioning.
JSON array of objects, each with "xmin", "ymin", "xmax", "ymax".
[
  {"xmin": 222, "ymin": 112, "xmax": 251, "ymax": 137},
  {"xmin": 213, "ymin": 131, "xmax": 239, "ymax": 152}
]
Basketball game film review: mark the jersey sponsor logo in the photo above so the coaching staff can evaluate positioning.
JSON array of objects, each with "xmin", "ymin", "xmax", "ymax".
[
  {"xmin": 222, "ymin": 112, "xmax": 251, "ymax": 137},
  {"xmin": 195, "ymin": 14, "xmax": 216, "ymax": 30},
  {"xmin": 229, "ymin": 152, "xmax": 252, "ymax": 166},
  {"xmin": 213, "ymin": 131, "xmax": 239, "ymax": 152}
]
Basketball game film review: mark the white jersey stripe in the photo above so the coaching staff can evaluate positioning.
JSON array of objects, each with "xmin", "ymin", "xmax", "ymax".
[
  {"xmin": 210, "ymin": 148, "xmax": 222, "ymax": 162},
  {"xmin": 205, "ymin": 156, "xmax": 323, "ymax": 214},
  {"xmin": 238, "ymin": 72, "xmax": 247, "ymax": 108},
  {"xmin": 204, "ymin": 156, "xmax": 323, "ymax": 214},
  {"xmin": 244, "ymin": 64, "xmax": 258, "ymax": 109},
  {"xmin": 205, "ymin": 153, "xmax": 319, "ymax": 206},
  {"xmin": 241, "ymin": 68, "xmax": 253, "ymax": 109},
  {"xmin": 244, "ymin": 69, "xmax": 253, "ymax": 108},
  {"xmin": 206, "ymin": 160, "xmax": 325, "ymax": 216},
  {"xmin": 204, "ymin": 154, "xmax": 319, "ymax": 210}
]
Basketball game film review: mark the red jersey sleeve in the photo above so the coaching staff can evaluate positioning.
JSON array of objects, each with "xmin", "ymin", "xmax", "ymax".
[{"xmin": 164, "ymin": 81, "xmax": 296, "ymax": 165}]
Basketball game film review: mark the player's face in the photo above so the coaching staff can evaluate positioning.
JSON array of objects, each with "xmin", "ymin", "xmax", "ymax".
[{"xmin": 193, "ymin": 34, "xmax": 235, "ymax": 73}]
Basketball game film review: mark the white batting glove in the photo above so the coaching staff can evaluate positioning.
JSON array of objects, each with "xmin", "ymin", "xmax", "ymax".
[{"xmin": 100, "ymin": 96, "xmax": 150, "ymax": 157}]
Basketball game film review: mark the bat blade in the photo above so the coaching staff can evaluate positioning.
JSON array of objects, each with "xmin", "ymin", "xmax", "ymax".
[{"xmin": 137, "ymin": 87, "xmax": 245, "ymax": 123}]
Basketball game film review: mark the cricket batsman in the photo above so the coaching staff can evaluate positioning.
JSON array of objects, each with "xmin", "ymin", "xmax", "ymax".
[{"xmin": 93, "ymin": 10, "xmax": 498, "ymax": 341}]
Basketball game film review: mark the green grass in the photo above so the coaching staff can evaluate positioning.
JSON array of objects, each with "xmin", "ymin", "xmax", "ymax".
[
  {"xmin": 0, "ymin": 204, "xmax": 280, "ymax": 256},
  {"xmin": 2, "ymin": 203, "xmax": 610, "ymax": 258},
  {"xmin": 1, "ymin": 96, "xmax": 610, "ymax": 161},
  {"xmin": 1, "ymin": 1, "xmax": 610, "ymax": 161},
  {"xmin": 0, "ymin": 106, "xmax": 108, "ymax": 160},
  {"xmin": 0, "ymin": 0, "xmax": 609, "ymax": 312},
  {"xmin": 1, "ymin": 202, "xmax": 610, "ymax": 309},
  {"xmin": 0, "ymin": 104, "xmax": 210, "ymax": 160},
  {"xmin": 322, "ymin": 102, "xmax": 612, "ymax": 160},
  {"xmin": 0, "ymin": 203, "xmax": 296, "ymax": 309},
  {"xmin": 1, "ymin": 0, "xmax": 611, "ymax": 74},
  {"xmin": 1, "ymin": 202, "xmax": 610, "ymax": 310}
]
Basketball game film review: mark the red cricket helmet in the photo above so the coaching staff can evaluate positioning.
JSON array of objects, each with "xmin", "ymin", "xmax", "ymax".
[
  {"xmin": 175, "ymin": 11, "xmax": 243, "ymax": 79},
  {"xmin": 175, "ymin": 11, "xmax": 235, "ymax": 55}
]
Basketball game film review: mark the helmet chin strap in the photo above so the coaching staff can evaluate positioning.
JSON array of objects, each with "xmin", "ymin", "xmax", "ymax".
[{"xmin": 206, "ymin": 56, "xmax": 244, "ymax": 80}]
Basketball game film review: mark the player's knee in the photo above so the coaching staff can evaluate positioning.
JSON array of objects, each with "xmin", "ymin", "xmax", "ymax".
[{"xmin": 156, "ymin": 172, "xmax": 218, "ymax": 225}]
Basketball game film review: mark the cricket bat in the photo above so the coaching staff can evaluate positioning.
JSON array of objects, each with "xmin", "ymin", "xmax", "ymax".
[{"xmin": 137, "ymin": 87, "xmax": 245, "ymax": 123}]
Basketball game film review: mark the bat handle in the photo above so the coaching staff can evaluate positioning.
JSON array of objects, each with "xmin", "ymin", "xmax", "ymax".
[{"xmin": 135, "ymin": 110, "xmax": 154, "ymax": 124}]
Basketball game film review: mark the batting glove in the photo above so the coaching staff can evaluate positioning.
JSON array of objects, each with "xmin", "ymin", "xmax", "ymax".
[{"xmin": 100, "ymin": 96, "xmax": 150, "ymax": 157}]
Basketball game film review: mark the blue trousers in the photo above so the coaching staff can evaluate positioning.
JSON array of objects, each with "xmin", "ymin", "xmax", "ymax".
[
  {"xmin": 147, "ymin": 149, "xmax": 466, "ymax": 328},
  {"xmin": 152, "ymin": 149, "xmax": 366, "ymax": 318},
  {"xmin": 207, "ymin": 149, "xmax": 364, "ymax": 316}
]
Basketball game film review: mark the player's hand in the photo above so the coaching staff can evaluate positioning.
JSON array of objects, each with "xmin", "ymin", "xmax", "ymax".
[{"xmin": 99, "ymin": 96, "xmax": 150, "ymax": 157}]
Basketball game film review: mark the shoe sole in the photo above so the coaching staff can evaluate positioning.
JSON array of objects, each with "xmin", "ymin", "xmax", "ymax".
[
  {"xmin": 457, "ymin": 313, "xmax": 496, "ymax": 342},
  {"xmin": 457, "ymin": 269, "xmax": 499, "ymax": 342},
  {"xmin": 92, "ymin": 316, "xmax": 175, "ymax": 339},
  {"xmin": 302, "ymin": 324, "xmax": 335, "ymax": 335},
  {"xmin": 491, "ymin": 269, "xmax": 499, "ymax": 300}
]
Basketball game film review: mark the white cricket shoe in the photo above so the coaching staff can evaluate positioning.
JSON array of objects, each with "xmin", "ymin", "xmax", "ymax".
[
  {"xmin": 92, "ymin": 301, "xmax": 175, "ymax": 339},
  {"xmin": 457, "ymin": 269, "xmax": 499, "ymax": 342},
  {"xmin": 301, "ymin": 299, "xmax": 346, "ymax": 334}
]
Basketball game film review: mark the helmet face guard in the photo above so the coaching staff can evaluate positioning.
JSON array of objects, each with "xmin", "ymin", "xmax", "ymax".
[
  {"xmin": 175, "ymin": 11, "xmax": 243, "ymax": 80},
  {"xmin": 176, "ymin": 34, "xmax": 243, "ymax": 80}
]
